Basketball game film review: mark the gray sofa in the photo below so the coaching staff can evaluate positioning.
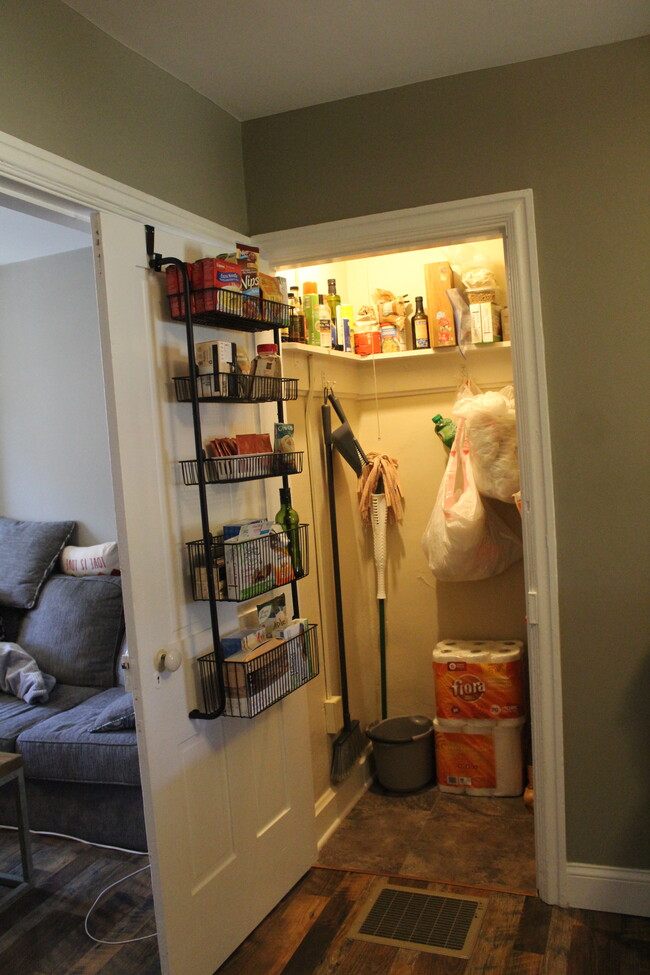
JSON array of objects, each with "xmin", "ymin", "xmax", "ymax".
[{"xmin": 0, "ymin": 517, "xmax": 146, "ymax": 852}]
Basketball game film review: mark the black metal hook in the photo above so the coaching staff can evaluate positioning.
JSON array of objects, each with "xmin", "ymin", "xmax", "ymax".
[{"xmin": 145, "ymin": 224, "xmax": 163, "ymax": 272}]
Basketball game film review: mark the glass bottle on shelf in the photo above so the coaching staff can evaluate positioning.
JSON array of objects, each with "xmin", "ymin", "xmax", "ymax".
[
  {"xmin": 326, "ymin": 279, "xmax": 341, "ymax": 346},
  {"xmin": 411, "ymin": 296, "xmax": 430, "ymax": 349},
  {"xmin": 288, "ymin": 288, "xmax": 306, "ymax": 343},
  {"xmin": 316, "ymin": 297, "xmax": 333, "ymax": 349},
  {"xmin": 275, "ymin": 488, "xmax": 303, "ymax": 578}
]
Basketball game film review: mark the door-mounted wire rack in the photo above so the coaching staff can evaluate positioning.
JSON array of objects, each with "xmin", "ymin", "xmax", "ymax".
[{"xmin": 146, "ymin": 225, "xmax": 318, "ymax": 721}]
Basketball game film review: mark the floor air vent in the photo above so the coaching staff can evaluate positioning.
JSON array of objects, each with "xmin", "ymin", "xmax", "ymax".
[{"xmin": 349, "ymin": 884, "xmax": 488, "ymax": 958}]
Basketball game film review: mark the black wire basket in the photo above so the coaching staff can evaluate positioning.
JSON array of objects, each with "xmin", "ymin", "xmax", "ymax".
[
  {"xmin": 173, "ymin": 371, "xmax": 298, "ymax": 404},
  {"xmin": 196, "ymin": 624, "xmax": 320, "ymax": 718},
  {"xmin": 180, "ymin": 451, "xmax": 303, "ymax": 485},
  {"xmin": 167, "ymin": 284, "xmax": 291, "ymax": 332},
  {"xmin": 187, "ymin": 525, "xmax": 309, "ymax": 602}
]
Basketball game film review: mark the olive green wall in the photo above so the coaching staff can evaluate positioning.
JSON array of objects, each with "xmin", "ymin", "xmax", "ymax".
[
  {"xmin": 0, "ymin": 0, "xmax": 247, "ymax": 232},
  {"xmin": 1, "ymin": 1, "xmax": 647, "ymax": 872},
  {"xmin": 243, "ymin": 37, "xmax": 650, "ymax": 870}
]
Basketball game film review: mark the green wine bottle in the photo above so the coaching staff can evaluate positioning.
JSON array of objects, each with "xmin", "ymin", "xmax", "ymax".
[{"xmin": 275, "ymin": 488, "xmax": 303, "ymax": 578}]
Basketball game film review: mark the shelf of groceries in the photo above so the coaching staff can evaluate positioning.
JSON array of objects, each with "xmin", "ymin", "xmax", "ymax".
[{"xmin": 280, "ymin": 340, "xmax": 511, "ymax": 361}]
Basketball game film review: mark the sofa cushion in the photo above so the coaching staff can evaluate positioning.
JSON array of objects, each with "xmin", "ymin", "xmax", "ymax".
[
  {"xmin": 90, "ymin": 691, "xmax": 135, "ymax": 732},
  {"xmin": 0, "ymin": 685, "xmax": 100, "ymax": 751},
  {"xmin": 17, "ymin": 574, "xmax": 124, "ymax": 688},
  {"xmin": 16, "ymin": 688, "xmax": 140, "ymax": 787},
  {"xmin": 0, "ymin": 517, "xmax": 75, "ymax": 609}
]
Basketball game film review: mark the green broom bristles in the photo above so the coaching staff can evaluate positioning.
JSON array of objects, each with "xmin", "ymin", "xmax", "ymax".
[{"xmin": 330, "ymin": 719, "xmax": 366, "ymax": 784}]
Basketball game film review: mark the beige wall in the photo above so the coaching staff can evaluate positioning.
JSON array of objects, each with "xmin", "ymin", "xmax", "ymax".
[
  {"xmin": 244, "ymin": 37, "xmax": 650, "ymax": 870},
  {"xmin": 0, "ymin": 0, "xmax": 248, "ymax": 232},
  {"xmin": 285, "ymin": 347, "xmax": 525, "ymax": 803}
]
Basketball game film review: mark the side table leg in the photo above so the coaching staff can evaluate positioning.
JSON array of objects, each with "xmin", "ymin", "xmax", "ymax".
[{"xmin": 15, "ymin": 770, "xmax": 34, "ymax": 885}]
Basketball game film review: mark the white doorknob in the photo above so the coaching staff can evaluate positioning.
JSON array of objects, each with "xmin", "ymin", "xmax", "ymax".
[{"xmin": 155, "ymin": 648, "xmax": 182, "ymax": 673}]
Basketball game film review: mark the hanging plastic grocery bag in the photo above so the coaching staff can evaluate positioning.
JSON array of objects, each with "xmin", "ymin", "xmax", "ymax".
[
  {"xmin": 452, "ymin": 381, "xmax": 520, "ymax": 503},
  {"xmin": 422, "ymin": 418, "xmax": 523, "ymax": 581}
]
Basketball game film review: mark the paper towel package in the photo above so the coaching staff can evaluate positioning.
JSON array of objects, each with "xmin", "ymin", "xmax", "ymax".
[
  {"xmin": 433, "ymin": 716, "xmax": 525, "ymax": 796},
  {"xmin": 433, "ymin": 640, "xmax": 526, "ymax": 720}
]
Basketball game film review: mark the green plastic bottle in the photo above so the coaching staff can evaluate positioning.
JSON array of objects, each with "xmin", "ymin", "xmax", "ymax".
[
  {"xmin": 275, "ymin": 488, "xmax": 303, "ymax": 578},
  {"xmin": 432, "ymin": 414, "xmax": 456, "ymax": 449}
]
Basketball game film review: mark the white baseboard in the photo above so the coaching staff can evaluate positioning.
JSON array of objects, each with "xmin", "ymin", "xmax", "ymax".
[
  {"xmin": 566, "ymin": 862, "xmax": 650, "ymax": 917},
  {"xmin": 314, "ymin": 747, "xmax": 374, "ymax": 850}
]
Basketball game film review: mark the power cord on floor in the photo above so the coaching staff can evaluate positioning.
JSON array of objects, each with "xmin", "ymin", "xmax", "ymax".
[
  {"xmin": 84, "ymin": 863, "xmax": 157, "ymax": 945},
  {"xmin": 0, "ymin": 823, "xmax": 157, "ymax": 944}
]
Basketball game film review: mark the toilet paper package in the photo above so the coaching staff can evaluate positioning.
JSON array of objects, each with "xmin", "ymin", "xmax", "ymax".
[
  {"xmin": 433, "ymin": 640, "xmax": 526, "ymax": 720},
  {"xmin": 433, "ymin": 716, "xmax": 525, "ymax": 796}
]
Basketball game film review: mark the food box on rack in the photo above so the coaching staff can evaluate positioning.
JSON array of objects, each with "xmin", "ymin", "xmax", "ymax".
[
  {"xmin": 223, "ymin": 638, "xmax": 290, "ymax": 716},
  {"xmin": 190, "ymin": 258, "xmax": 242, "ymax": 314}
]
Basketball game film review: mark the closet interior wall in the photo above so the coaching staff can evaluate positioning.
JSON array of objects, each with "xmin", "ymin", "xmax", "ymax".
[{"xmin": 280, "ymin": 242, "xmax": 526, "ymax": 802}]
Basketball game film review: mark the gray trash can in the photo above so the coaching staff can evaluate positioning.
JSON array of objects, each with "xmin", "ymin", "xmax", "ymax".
[{"xmin": 366, "ymin": 715, "xmax": 435, "ymax": 793}]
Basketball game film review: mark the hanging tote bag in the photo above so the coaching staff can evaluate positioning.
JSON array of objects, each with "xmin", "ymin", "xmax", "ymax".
[{"xmin": 422, "ymin": 418, "xmax": 523, "ymax": 582}]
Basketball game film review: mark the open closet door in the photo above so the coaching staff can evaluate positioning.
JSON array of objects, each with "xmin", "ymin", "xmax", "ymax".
[{"xmin": 92, "ymin": 211, "xmax": 317, "ymax": 975}]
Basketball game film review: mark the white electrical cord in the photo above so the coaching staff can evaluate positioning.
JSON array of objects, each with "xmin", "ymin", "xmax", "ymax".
[
  {"xmin": 0, "ymin": 823, "xmax": 156, "ymax": 944},
  {"xmin": 84, "ymin": 863, "xmax": 157, "ymax": 945}
]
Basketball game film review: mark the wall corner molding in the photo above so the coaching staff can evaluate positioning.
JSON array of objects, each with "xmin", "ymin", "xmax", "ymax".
[{"xmin": 566, "ymin": 862, "xmax": 650, "ymax": 917}]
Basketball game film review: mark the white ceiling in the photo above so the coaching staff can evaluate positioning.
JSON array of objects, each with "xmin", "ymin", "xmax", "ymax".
[{"xmin": 61, "ymin": 0, "xmax": 649, "ymax": 120}]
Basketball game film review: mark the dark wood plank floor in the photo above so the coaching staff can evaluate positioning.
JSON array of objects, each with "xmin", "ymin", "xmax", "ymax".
[
  {"xmin": 2, "ymin": 829, "xmax": 650, "ymax": 975},
  {"xmin": 216, "ymin": 868, "xmax": 650, "ymax": 975},
  {"xmin": 0, "ymin": 829, "xmax": 160, "ymax": 975}
]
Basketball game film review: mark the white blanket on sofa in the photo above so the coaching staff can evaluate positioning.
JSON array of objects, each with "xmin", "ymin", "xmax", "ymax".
[{"xmin": 0, "ymin": 642, "xmax": 56, "ymax": 703}]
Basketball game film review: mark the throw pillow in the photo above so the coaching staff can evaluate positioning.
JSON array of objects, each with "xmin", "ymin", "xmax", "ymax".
[
  {"xmin": 0, "ymin": 517, "xmax": 75, "ymax": 609},
  {"xmin": 17, "ymin": 575, "xmax": 124, "ymax": 687},
  {"xmin": 90, "ymin": 692, "xmax": 136, "ymax": 733},
  {"xmin": 61, "ymin": 542, "xmax": 120, "ymax": 577}
]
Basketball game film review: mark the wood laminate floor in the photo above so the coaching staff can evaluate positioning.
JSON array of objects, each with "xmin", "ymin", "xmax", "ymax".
[
  {"xmin": 217, "ymin": 867, "xmax": 650, "ymax": 975},
  {"xmin": 0, "ymin": 829, "xmax": 160, "ymax": 975},
  {"xmin": 2, "ymin": 796, "xmax": 650, "ymax": 975}
]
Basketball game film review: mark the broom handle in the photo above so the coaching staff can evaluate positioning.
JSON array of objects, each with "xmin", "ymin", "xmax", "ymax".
[{"xmin": 322, "ymin": 403, "xmax": 352, "ymax": 728}]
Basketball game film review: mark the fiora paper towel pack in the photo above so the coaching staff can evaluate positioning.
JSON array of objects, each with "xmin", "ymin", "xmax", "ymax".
[
  {"xmin": 433, "ymin": 716, "xmax": 525, "ymax": 796},
  {"xmin": 433, "ymin": 640, "xmax": 526, "ymax": 721}
]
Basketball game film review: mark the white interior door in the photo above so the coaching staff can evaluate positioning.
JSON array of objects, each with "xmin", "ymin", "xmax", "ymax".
[{"xmin": 92, "ymin": 210, "xmax": 317, "ymax": 975}]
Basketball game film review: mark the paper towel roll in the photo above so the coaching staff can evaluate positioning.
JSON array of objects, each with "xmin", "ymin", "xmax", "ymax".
[
  {"xmin": 434, "ymin": 717, "xmax": 524, "ymax": 797},
  {"xmin": 436, "ymin": 717, "xmax": 466, "ymax": 731},
  {"xmin": 433, "ymin": 640, "xmax": 526, "ymax": 720},
  {"xmin": 493, "ymin": 720, "xmax": 525, "ymax": 796}
]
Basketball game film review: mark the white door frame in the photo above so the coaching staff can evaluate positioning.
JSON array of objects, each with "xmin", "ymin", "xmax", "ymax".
[
  {"xmin": 0, "ymin": 130, "xmax": 567, "ymax": 907},
  {"xmin": 255, "ymin": 192, "xmax": 567, "ymax": 908}
]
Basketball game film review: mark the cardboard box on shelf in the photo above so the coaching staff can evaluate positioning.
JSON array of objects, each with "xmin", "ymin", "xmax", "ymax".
[
  {"xmin": 469, "ymin": 301, "xmax": 502, "ymax": 343},
  {"xmin": 423, "ymin": 262, "xmax": 463, "ymax": 347}
]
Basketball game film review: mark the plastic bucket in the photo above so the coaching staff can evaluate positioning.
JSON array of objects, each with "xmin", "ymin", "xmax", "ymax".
[{"xmin": 366, "ymin": 715, "xmax": 435, "ymax": 793}]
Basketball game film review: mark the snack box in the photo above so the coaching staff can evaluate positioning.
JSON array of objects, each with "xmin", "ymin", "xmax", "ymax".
[
  {"xmin": 220, "ymin": 626, "xmax": 268, "ymax": 659},
  {"xmin": 165, "ymin": 264, "xmax": 195, "ymax": 318},
  {"xmin": 223, "ymin": 637, "xmax": 290, "ymax": 715},
  {"xmin": 222, "ymin": 518, "xmax": 272, "ymax": 541}
]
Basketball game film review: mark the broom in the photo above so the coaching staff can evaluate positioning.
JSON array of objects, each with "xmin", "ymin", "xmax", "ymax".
[{"xmin": 322, "ymin": 402, "xmax": 366, "ymax": 784}]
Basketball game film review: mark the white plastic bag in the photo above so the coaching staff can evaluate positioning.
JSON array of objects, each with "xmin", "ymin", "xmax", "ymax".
[
  {"xmin": 422, "ymin": 418, "xmax": 523, "ymax": 582},
  {"xmin": 452, "ymin": 382, "xmax": 519, "ymax": 503}
]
